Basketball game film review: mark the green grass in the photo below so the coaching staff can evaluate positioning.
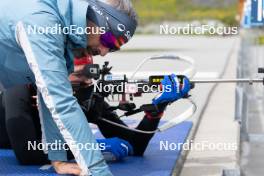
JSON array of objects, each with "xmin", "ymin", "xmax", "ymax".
[
  {"xmin": 131, "ymin": 0, "xmax": 238, "ymax": 26},
  {"xmin": 258, "ymin": 36, "xmax": 264, "ymax": 45}
]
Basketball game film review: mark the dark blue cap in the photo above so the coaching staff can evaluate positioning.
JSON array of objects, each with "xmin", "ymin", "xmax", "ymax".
[{"xmin": 86, "ymin": 0, "xmax": 137, "ymax": 43}]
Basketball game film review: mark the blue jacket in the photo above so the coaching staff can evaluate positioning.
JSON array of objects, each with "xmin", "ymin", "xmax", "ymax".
[{"xmin": 0, "ymin": 0, "xmax": 112, "ymax": 175}]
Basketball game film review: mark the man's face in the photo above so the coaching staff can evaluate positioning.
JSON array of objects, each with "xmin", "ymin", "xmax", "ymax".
[
  {"xmin": 87, "ymin": 33, "xmax": 110, "ymax": 56},
  {"xmin": 86, "ymin": 22, "xmax": 110, "ymax": 56}
]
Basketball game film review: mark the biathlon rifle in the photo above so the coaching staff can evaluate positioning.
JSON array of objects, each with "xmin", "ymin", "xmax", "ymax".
[{"xmin": 72, "ymin": 54, "xmax": 264, "ymax": 132}]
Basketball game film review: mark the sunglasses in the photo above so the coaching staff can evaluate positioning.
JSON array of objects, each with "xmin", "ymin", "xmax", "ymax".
[{"xmin": 100, "ymin": 32, "xmax": 125, "ymax": 52}]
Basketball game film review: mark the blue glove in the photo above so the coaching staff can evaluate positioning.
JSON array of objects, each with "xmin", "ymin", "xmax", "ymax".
[
  {"xmin": 97, "ymin": 137, "xmax": 133, "ymax": 161},
  {"xmin": 152, "ymin": 74, "xmax": 191, "ymax": 105}
]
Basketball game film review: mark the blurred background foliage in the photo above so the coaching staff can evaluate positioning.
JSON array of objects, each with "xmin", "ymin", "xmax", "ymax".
[{"xmin": 131, "ymin": 0, "xmax": 238, "ymax": 26}]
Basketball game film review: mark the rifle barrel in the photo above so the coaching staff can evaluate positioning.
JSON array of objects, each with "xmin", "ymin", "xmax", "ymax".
[{"xmin": 191, "ymin": 78, "xmax": 263, "ymax": 84}]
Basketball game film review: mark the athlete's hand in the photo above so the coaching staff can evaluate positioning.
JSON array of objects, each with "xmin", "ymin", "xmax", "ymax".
[
  {"xmin": 152, "ymin": 74, "xmax": 191, "ymax": 105},
  {"xmin": 52, "ymin": 161, "xmax": 81, "ymax": 176},
  {"xmin": 97, "ymin": 137, "xmax": 133, "ymax": 161},
  {"xmin": 69, "ymin": 65, "xmax": 93, "ymax": 87}
]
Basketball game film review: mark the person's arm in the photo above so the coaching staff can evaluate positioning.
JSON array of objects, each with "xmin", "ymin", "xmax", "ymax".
[{"xmin": 15, "ymin": 19, "xmax": 111, "ymax": 176}]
